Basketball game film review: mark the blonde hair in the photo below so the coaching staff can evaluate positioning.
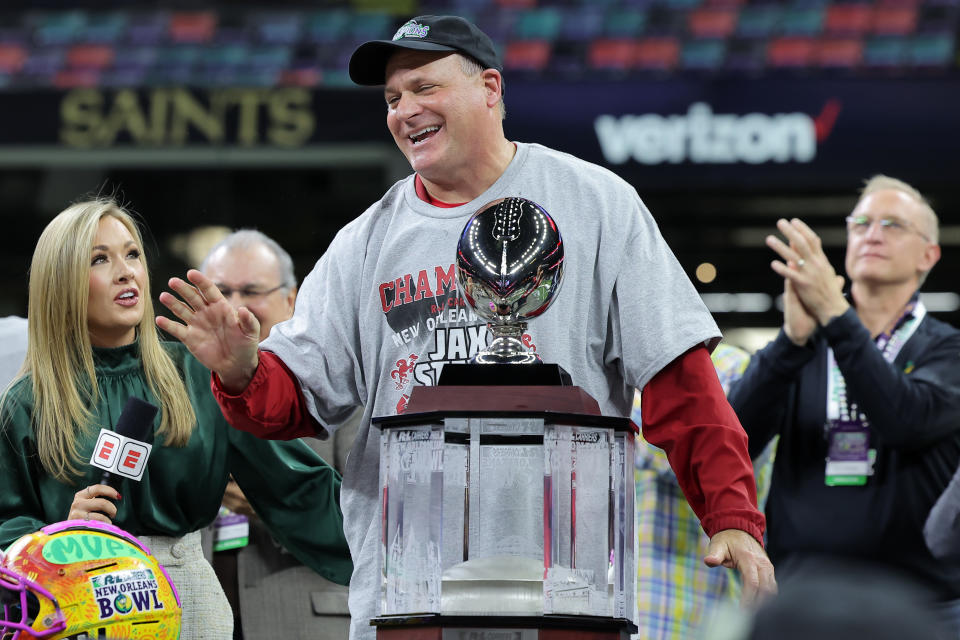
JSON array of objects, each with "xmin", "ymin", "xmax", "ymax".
[
  {"xmin": 15, "ymin": 198, "xmax": 195, "ymax": 483},
  {"xmin": 860, "ymin": 174, "xmax": 939, "ymax": 244}
]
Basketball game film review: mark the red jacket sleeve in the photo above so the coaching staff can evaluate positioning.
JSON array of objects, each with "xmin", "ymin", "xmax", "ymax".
[
  {"xmin": 212, "ymin": 350, "xmax": 322, "ymax": 440},
  {"xmin": 641, "ymin": 345, "xmax": 766, "ymax": 545}
]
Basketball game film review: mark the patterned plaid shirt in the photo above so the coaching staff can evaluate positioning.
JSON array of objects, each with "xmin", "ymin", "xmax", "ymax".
[{"xmin": 633, "ymin": 344, "xmax": 775, "ymax": 639}]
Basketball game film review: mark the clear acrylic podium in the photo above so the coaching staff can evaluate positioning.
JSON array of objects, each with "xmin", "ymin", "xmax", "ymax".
[{"xmin": 371, "ymin": 365, "xmax": 637, "ymax": 639}]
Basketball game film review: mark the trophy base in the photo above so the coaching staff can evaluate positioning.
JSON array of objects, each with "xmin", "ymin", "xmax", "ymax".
[
  {"xmin": 439, "ymin": 363, "xmax": 572, "ymax": 386},
  {"xmin": 371, "ymin": 614, "xmax": 636, "ymax": 639},
  {"xmin": 441, "ymin": 556, "xmax": 544, "ymax": 615}
]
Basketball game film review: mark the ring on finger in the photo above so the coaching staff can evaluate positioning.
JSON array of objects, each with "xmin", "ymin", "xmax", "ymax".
[{"xmin": 796, "ymin": 259, "xmax": 806, "ymax": 268}]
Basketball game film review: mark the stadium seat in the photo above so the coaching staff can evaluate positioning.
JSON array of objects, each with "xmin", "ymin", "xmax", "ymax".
[
  {"xmin": 348, "ymin": 12, "xmax": 395, "ymax": 40},
  {"xmin": 114, "ymin": 46, "xmax": 158, "ymax": 68},
  {"xmin": 588, "ymin": 38, "xmax": 637, "ymax": 71},
  {"xmin": 32, "ymin": 12, "xmax": 86, "ymax": 46},
  {"xmin": 317, "ymin": 68, "xmax": 354, "ymax": 88},
  {"xmin": 737, "ymin": 5, "xmax": 783, "ymax": 37},
  {"xmin": 780, "ymin": 7, "xmax": 824, "ymax": 35},
  {"xmin": 127, "ymin": 13, "xmax": 169, "ymax": 46},
  {"xmin": 0, "ymin": 44, "xmax": 27, "ymax": 74},
  {"xmin": 688, "ymin": 7, "xmax": 739, "ymax": 38},
  {"xmin": 559, "ymin": 7, "xmax": 606, "ymax": 41},
  {"xmin": 681, "ymin": 38, "xmax": 727, "ymax": 69},
  {"xmin": 101, "ymin": 68, "xmax": 148, "ymax": 87},
  {"xmin": 871, "ymin": 7, "xmax": 917, "ymax": 34},
  {"xmin": 249, "ymin": 45, "xmax": 293, "ymax": 70},
  {"xmin": 256, "ymin": 12, "xmax": 303, "ymax": 46},
  {"xmin": 504, "ymin": 39, "xmax": 551, "ymax": 71},
  {"xmin": 66, "ymin": 44, "xmax": 114, "ymax": 69},
  {"xmin": 157, "ymin": 45, "xmax": 202, "ymax": 70},
  {"xmin": 816, "ymin": 37, "xmax": 863, "ymax": 67},
  {"xmin": 635, "ymin": 36, "xmax": 681, "ymax": 70},
  {"xmin": 471, "ymin": 13, "xmax": 513, "ymax": 45},
  {"xmin": 514, "ymin": 9, "xmax": 563, "ymax": 41},
  {"xmin": 146, "ymin": 64, "xmax": 193, "ymax": 86},
  {"xmin": 83, "ymin": 12, "xmax": 128, "ymax": 43},
  {"xmin": 169, "ymin": 12, "xmax": 217, "ymax": 44},
  {"xmin": 202, "ymin": 43, "xmax": 249, "ymax": 67},
  {"xmin": 279, "ymin": 66, "xmax": 322, "ymax": 87},
  {"xmin": 908, "ymin": 32, "xmax": 954, "ymax": 66},
  {"xmin": 824, "ymin": 4, "xmax": 873, "ymax": 36},
  {"xmin": 0, "ymin": 26, "xmax": 26, "ymax": 46},
  {"xmin": 862, "ymin": 36, "xmax": 906, "ymax": 66},
  {"xmin": 304, "ymin": 10, "xmax": 351, "ymax": 43},
  {"xmin": 53, "ymin": 69, "xmax": 98, "ymax": 88},
  {"xmin": 236, "ymin": 68, "xmax": 280, "ymax": 87},
  {"xmin": 22, "ymin": 48, "xmax": 65, "ymax": 77},
  {"xmin": 603, "ymin": 9, "xmax": 647, "ymax": 38},
  {"xmin": 767, "ymin": 35, "xmax": 816, "ymax": 66}
]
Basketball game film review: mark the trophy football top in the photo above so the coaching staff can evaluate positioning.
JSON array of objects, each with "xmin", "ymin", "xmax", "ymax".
[{"xmin": 456, "ymin": 196, "xmax": 564, "ymax": 326}]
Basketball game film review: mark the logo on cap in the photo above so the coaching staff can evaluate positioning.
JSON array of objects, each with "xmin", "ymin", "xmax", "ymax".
[{"xmin": 393, "ymin": 20, "xmax": 430, "ymax": 40}]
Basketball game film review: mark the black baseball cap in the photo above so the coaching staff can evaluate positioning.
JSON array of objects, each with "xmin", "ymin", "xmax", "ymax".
[{"xmin": 349, "ymin": 15, "xmax": 503, "ymax": 86}]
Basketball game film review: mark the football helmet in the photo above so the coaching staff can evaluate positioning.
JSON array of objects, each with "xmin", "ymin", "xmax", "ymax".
[{"xmin": 0, "ymin": 520, "xmax": 181, "ymax": 640}]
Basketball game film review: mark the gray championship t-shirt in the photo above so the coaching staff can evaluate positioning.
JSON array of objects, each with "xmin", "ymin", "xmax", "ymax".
[{"xmin": 262, "ymin": 141, "xmax": 719, "ymax": 639}]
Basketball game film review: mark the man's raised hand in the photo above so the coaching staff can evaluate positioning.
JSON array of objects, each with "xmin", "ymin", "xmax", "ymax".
[{"xmin": 156, "ymin": 269, "xmax": 261, "ymax": 393}]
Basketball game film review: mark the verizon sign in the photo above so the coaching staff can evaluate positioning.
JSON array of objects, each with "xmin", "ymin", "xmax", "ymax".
[{"xmin": 595, "ymin": 102, "xmax": 820, "ymax": 165}]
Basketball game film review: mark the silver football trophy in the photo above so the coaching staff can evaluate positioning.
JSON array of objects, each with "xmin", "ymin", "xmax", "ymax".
[{"xmin": 456, "ymin": 197, "xmax": 564, "ymax": 364}]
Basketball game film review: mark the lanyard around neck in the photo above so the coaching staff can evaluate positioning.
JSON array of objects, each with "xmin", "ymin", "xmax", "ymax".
[{"xmin": 826, "ymin": 300, "xmax": 926, "ymax": 422}]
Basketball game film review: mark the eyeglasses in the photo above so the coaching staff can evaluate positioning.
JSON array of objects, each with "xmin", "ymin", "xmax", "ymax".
[
  {"xmin": 216, "ymin": 283, "xmax": 285, "ymax": 300},
  {"xmin": 845, "ymin": 215, "xmax": 930, "ymax": 242}
]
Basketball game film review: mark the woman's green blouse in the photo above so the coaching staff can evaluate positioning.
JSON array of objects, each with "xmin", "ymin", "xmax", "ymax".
[{"xmin": 0, "ymin": 341, "xmax": 352, "ymax": 585}]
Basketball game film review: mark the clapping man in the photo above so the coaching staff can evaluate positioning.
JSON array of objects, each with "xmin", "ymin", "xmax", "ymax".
[{"xmin": 729, "ymin": 176, "xmax": 960, "ymax": 630}]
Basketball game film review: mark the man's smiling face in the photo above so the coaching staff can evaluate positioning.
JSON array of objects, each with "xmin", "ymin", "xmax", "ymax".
[{"xmin": 384, "ymin": 50, "xmax": 492, "ymax": 183}]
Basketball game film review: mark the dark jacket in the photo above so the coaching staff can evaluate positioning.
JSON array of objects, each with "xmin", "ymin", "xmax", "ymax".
[{"xmin": 729, "ymin": 308, "xmax": 960, "ymax": 600}]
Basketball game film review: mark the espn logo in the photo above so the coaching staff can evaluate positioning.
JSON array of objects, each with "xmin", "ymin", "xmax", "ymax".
[{"xmin": 89, "ymin": 428, "xmax": 152, "ymax": 481}]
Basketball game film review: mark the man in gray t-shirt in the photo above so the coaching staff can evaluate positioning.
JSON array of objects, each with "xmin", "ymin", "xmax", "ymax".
[{"xmin": 159, "ymin": 15, "xmax": 776, "ymax": 640}]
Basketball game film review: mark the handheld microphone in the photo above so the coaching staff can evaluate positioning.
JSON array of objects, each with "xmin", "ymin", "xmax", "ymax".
[{"xmin": 90, "ymin": 396, "xmax": 159, "ymax": 491}]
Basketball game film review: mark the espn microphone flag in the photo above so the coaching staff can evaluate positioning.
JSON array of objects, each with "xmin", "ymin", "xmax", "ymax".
[{"xmin": 90, "ymin": 396, "xmax": 159, "ymax": 486}]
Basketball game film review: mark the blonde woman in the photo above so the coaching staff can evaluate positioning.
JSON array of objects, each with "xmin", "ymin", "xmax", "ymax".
[{"xmin": 0, "ymin": 199, "xmax": 351, "ymax": 639}]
